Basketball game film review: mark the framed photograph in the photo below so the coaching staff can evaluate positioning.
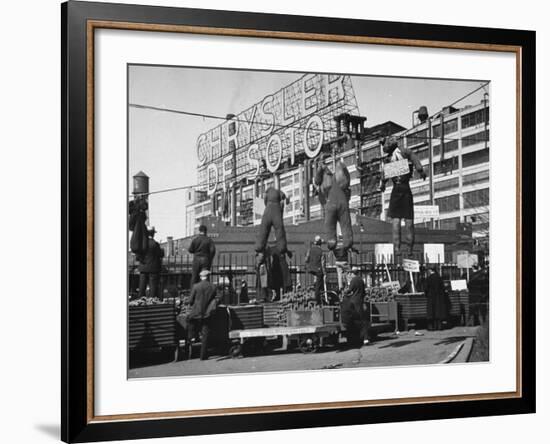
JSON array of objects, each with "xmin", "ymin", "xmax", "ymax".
[{"xmin": 62, "ymin": 1, "xmax": 535, "ymax": 442}]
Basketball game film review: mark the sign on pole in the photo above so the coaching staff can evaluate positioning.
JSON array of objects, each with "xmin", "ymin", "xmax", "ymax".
[
  {"xmin": 383, "ymin": 159, "xmax": 410, "ymax": 178},
  {"xmin": 402, "ymin": 258, "xmax": 420, "ymax": 273},
  {"xmin": 450, "ymin": 280, "xmax": 468, "ymax": 291},
  {"xmin": 381, "ymin": 281, "xmax": 401, "ymax": 292}
]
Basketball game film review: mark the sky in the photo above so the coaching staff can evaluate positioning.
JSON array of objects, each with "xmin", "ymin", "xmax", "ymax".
[{"xmin": 128, "ymin": 65, "xmax": 488, "ymax": 242}]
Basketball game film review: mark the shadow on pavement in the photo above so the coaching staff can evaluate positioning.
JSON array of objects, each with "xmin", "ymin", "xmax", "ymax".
[
  {"xmin": 434, "ymin": 336, "xmax": 470, "ymax": 346},
  {"xmin": 378, "ymin": 340, "xmax": 419, "ymax": 349}
]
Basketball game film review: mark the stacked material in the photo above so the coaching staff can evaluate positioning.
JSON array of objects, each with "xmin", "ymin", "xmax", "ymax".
[
  {"xmin": 228, "ymin": 305, "xmax": 264, "ymax": 330},
  {"xmin": 363, "ymin": 286, "xmax": 398, "ymax": 303},
  {"xmin": 280, "ymin": 289, "xmax": 321, "ymax": 311},
  {"xmin": 448, "ymin": 290, "xmax": 470, "ymax": 318},
  {"xmin": 394, "ymin": 292, "xmax": 428, "ymax": 320},
  {"xmin": 262, "ymin": 302, "xmax": 283, "ymax": 327},
  {"xmin": 129, "ymin": 303, "xmax": 176, "ymax": 350}
]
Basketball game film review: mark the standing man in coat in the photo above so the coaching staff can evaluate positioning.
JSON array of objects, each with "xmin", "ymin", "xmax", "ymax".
[
  {"xmin": 188, "ymin": 224, "xmax": 216, "ymax": 287},
  {"xmin": 340, "ymin": 268, "xmax": 369, "ymax": 347},
  {"xmin": 379, "ymin": 136, "xmax": 427, "ymax": 258},
  {"xmin": 425, "ymin": 267, "xmax": 447, "ymax": 330},
  {"xmin": 137, "ymin": 227, "xmax": 164, "ymax": 300},
  {"xmin": 187, "ymin": 269, "xmax": 218, "ymax": 360},
  {"xmin": 305, "ymin": 235, "xmax": 326, "ymax": 304}
]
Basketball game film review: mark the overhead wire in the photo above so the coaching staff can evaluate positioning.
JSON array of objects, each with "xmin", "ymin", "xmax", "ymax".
[{"xmin": 130, "ymin": 81, "xmax": 490, "ymax": 199}]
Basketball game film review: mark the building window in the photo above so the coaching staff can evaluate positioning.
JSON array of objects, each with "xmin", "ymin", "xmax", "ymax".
[
  {"xmin": 439, "ymin": 217, "xmax": 460, "ymax": 230},
  {"xmin": 462, "ymin": 149, "xmax": 489, "ymax": 168},
  {"xmin": 433, "ymin": 139, "xmax": 458, "ymax": 157},
  {"xmin": 406, "ymin": 130, "xmax": 427, "ymax": 148},
  {"xmin": 434, "ymin": 156, "xmax": 459, "ymax": 175},
  {"xmin": 432, "ymin": 118, "xmax": 458, "ymax": 138},
  {"xmin": 461, "ymin": 107, "xmax": 489, "ymax": 130},
  {"xmin": 434, "ymin": 177, "xmax": 459, "ymax": 192},
  {"xmin": 463, "ymin": 170, "xmax": 489, "ymax": 186},
  {"xmin": 435, "ymin": 194, "xmax": 460, "ymax": 213},
  {"xmin": 463, "ymin": 188, "xmax": 489, "ymax": 209},
  {"xmin": 462, "ymin": 129, "xmax": 489, "ymax": 148}
]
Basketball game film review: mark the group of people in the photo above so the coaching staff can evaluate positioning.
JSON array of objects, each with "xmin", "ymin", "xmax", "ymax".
[{"xmin": 129, "ymin": 134, "xmax": 433, "ymax": 357}]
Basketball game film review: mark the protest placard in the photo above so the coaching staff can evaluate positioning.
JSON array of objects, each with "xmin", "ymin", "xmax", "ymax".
[{"xmin": 383, "ymin": 159, "xmax": 409, "ymax": 178}]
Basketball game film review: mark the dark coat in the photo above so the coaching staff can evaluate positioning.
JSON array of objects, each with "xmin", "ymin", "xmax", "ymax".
[
  {"xmin": 426, "ymin": 271, "xmax": 447, "ymax": 320},
  {"xmin": 138, "ymin": 238, "xmax": 164, "ymax": 273},
  {"xmin": 188, "ymin": 280, "xmax": 218, "ymax": 320},
  {"xmin": 341, "ymin": 275, "xmax": 365, "ymax": 324},
  {"xmin": 305, "ymin": 245, "xmax": 325, "ymax": 274},
  {"xmin": 188, "ymin": 234, "xmax": 216, "ymax": 263}
]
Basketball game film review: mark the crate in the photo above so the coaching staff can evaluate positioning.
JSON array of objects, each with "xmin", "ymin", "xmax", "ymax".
[
  {"xmin": 395, "ymin": 292, "xmax": 427, "ymax": 330},
  {"xmin": 369, "ymin": 301, "xmax": 398, "ymax": 324},
  {"xmin": 129, "ymin": 303, "xmax": 176, "ymax": 350},
  {"xmin": 448, "ymin": 290, "xmax": 470, "ymax": 318},
  {"xmin": 395, "ymin": 293, "xmax": 428, "ymax": 319},
  {"xmin": 322, "ymin": 306, "xmax": 340, "ymax": 324}
]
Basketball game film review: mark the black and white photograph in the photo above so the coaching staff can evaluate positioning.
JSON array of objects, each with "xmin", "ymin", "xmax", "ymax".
[{"xmin": 127, "ymin": 66, "xmax": 490, "ymax": 378}]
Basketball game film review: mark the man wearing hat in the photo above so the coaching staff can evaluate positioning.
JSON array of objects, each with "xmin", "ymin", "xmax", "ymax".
[
  {"xmin": 137, "ymin": 227, "xmax": 164, "ymax": 299},
  {"xmin": 188, "ymin": 224, "xmax": 216, "ymax": 287},
  {"xmin": 187, "ymin": 269, "xmax": 218, "ymax": 360},
  {"xmin": 305, "ymin": 235, "xmax": 326, "ymax": 304}
]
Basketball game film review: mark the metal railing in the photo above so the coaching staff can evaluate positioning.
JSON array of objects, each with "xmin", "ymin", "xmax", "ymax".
[{"xmin": 129, "ymin": 251, "xmax": 467, "ymax": 302}]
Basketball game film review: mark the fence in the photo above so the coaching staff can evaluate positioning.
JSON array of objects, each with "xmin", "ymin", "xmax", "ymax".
[{"xmin": 128, "ymin": 251, "xmax": 466, "ymax": 301}]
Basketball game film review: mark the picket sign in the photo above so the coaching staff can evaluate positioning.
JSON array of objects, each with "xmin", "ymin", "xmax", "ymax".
[
  {"xmin": 402, "ymin": 258, "xmax": 420, "ymax": 272},
  {"xmin": 383, "ymin": 159, "xmax": 409, "ymax": 178},
  {"xmin": 402, "ymin": 258, "xmax": 420, "ymax": 293},
  {"xmin": 381, "ymin": 262, "xmax": 401, "ymax": 291}
]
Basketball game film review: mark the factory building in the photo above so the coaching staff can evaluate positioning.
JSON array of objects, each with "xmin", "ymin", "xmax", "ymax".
[{"xmin": 180, "ymin": 74, "xmax": 488, "ymax": 259}]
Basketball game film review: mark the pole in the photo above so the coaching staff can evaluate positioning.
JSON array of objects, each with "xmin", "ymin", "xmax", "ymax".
[
  {"xmin": 409, "ymin": 271, "xmax": 416, "ymax": 293},
  {"xmin": 428, "ymin": 118, "xmax": 435, "ymax": 229}
]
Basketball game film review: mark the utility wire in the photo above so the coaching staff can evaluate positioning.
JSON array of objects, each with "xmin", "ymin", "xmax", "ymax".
[{"xmin": 130, "ymin": 82, "xmax": 490, "ymax": 198}]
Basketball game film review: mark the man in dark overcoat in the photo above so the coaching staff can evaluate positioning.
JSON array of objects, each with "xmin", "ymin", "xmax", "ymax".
[
  {"xmin": 188, "ymin": 224, "xmax": 216, "ymax": 286},
  {"xmin": 305, "ymin": 235, "xmax": 326, "ymax": 304},
  {"xmin": 137, "ymin": 227, "xmax": 164, "ymax": 299},
  {"xmin": 425, "ymin": 267, "xmax": 447, "ymax": 330},
  {"xmin": 187, "ymin": 269, "xmax": 218, "ymax": 360},
  {"xmin": 340, "ymin": 268, "xmax": 369, "ymax": 347}
]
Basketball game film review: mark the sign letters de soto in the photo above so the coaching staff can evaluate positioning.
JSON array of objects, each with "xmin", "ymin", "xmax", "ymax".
[{"xmin": 196, "ymin": 74, "xmax": 359, "ymax": 194}]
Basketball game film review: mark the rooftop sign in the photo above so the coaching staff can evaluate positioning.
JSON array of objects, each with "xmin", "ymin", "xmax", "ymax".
[{"xmin": 196, "ymin": 74, "xmax": 358, "ymax": 194}]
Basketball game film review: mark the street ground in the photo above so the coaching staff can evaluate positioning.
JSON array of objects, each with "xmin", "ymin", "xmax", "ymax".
[{"xmin": 129, "ymin": 325, "xmax": 481, "ymax": 378}]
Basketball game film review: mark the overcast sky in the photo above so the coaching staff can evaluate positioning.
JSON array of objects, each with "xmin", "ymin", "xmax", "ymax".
[{"xmin": 128, "ymin": 65, "xmax": 488, "ymax": 241}]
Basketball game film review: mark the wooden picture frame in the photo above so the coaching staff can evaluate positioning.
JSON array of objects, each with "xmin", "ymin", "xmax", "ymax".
[{"xmin": 62, "ymin": 1, "xmax": 535, "ymax": 442}]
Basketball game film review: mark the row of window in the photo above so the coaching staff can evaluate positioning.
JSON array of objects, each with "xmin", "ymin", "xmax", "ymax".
[
  {"xmin": 462, "ymin": 130, "xmax": 489, "ymax": 148},
  {"xmin": 463, "ymin": 170, "xmax": 489, "ymax": 186},
  {"xmin": 461, "ymin": 107, "xmax": 489, "ymax": 130},
  {"xmin": 432, "ymin": 118, "xmax": 458, "ymax": 138},
  {"xmin": 463, "ymin": 188, "xmax": 489, "ymax": 209}
]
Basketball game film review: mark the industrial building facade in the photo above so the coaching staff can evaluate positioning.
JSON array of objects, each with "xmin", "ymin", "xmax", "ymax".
[{"xmin": 185, "ymin": 76, "xmax": 489, "ymax": 246}]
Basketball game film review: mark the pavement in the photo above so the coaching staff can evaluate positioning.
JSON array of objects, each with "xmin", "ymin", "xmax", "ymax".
[{"xmin": 129, "ymin": 325, "xmax": 481, "ymax": 378}]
